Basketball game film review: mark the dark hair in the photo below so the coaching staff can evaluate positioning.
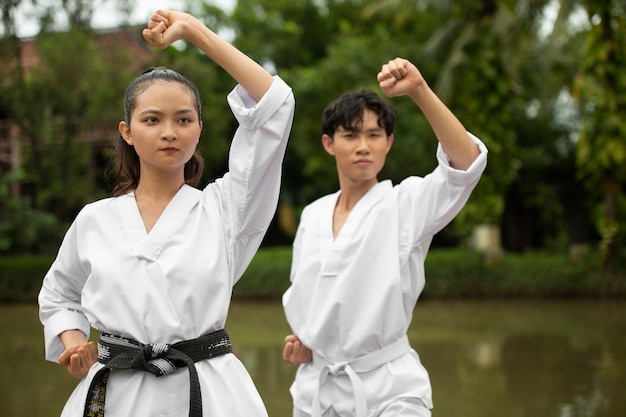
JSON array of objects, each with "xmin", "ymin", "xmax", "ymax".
[
  {"xmin": 321, "ymin": 88, "xmax": 396, "ymax": 138},
  {"xmin": 110, "ymin": 67, "xmax": 204, "ymax": 197}
]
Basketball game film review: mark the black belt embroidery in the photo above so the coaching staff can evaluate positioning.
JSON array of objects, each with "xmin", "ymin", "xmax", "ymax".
[{"xmin": 83, "ymin": 329, "xmax": 232, "ymax": 417}]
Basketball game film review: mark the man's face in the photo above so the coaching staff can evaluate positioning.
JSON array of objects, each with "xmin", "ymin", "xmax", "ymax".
[{"xmin": 322, "ymin": 109, "xmax": 394, "ymax": 188}]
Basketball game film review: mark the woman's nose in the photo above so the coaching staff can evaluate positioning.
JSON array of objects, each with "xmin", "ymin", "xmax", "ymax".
[{"xmin": 161, "ymin": 122, "xmax": 177, "ymax": 141}]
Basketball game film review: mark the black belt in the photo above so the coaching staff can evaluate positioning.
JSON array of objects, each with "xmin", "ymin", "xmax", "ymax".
[{"xmin": 83, "ymin": 329, "xmax": 232, "ymax": 417}]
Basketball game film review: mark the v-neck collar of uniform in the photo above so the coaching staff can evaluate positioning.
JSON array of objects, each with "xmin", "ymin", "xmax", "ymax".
[
  {"xmin": 119, "ymin": 184, "xmax": 200, "ymax": 261},
  {"xmin": 322, "ymin": 180, "xmax": 393, "ymax": 244}
]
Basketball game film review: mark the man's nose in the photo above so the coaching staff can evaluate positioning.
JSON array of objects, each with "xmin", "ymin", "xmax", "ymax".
[{"xmin": 356, "ymin": 136, "xmax": 369, "ymax": 153}]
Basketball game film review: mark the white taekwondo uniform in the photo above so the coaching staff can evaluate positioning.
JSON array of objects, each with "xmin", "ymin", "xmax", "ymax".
[
  {"xmin": 283, "ymin": 134, "xmax": 487, "ymax": 417},
  {"xmin": 39, "ymin": 76, "xmax": 295, "ymax": 417}
]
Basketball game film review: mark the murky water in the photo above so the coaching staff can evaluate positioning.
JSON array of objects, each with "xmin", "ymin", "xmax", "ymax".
[{"xmin": 1, "ymin": 299, "xmax": 624, "ymax": 416}]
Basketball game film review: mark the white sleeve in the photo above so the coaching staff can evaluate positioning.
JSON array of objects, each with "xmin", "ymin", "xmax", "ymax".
[
  {"xmin": 401, "ymin": 132, "xmax": 488, "ymax": 245},
  {"xmin": 38, "ymin": 220, "xmax": 91, "ymax": 362},
  {"xmin": 435, "ymin": 132, "xmax": 488, "ymax": 185},
  {"xmin": 215, "ymin": 75, "xmax": 295, "ymax": 281}
]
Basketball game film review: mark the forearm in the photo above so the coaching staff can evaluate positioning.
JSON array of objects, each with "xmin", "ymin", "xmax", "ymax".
[
  {"xmin": 184, "ymin": 18, "xmax": 273, "ymax": 102},
  {"xmin": 409, "ymin": 84, "xmax": 479, "ymax": 170},
  {"xmin": 59, "ymin": 329, "xmax": 88, "ymax": 349}
]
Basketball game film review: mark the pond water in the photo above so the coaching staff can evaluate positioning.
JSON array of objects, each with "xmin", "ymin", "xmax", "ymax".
[{"xmin": 1, "ymin": 299, "xmax": 624, "ymax": 417}]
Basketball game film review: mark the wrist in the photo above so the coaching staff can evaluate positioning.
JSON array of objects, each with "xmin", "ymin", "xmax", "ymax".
[
  {"xmin": 408, "ymin": 81, "xmax": 432, "ymax": 104},
  {"xmin": 59, "ymin": 329, "xmax": 87, "ymax": 348}
]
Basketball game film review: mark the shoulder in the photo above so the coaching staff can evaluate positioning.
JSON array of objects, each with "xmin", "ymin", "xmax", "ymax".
[
  {"xmin": 71, "ymin": 195, "xmax": 127, "ymax": 226},
  {"xmin": 296, "ymin": 192, "xmax": 335, "ymax": 223},
  {"xmin": 304, "ymin": 192, "xmax": 337, "ymax": 211},
  {"xmin": 394, "ymin": 171, "xmax": 450, "ymax": 200},
  {"xmin": 77, "ymin": 196, "xmax": 116, "ymax": 215},
  {"xmin": 397, "ymin": 176, "xmax": 426, "ymax": 189}
]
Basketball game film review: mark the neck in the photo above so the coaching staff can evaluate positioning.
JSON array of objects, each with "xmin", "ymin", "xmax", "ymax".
[
  {"xmin": 336, "ymin": 179, "xmax": 378, "ymax": 211},
  {"xmin": 134, "ymin": 171, "xmax": 186, "ymax": 202}
]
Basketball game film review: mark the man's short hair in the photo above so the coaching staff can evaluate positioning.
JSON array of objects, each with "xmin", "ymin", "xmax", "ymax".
[{"xmin": 322, "ymin": 88, "xmax": 396, "ymax": 137}]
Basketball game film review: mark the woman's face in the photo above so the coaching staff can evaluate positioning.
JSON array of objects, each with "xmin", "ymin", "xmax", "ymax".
[{"xmin": 119, "ymin": 80, "xmax": 202, "ymax": 177}]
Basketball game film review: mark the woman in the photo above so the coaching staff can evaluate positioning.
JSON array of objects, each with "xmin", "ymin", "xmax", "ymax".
[{"xmin": 38, "ymin": 9, "xmax": 295, "ymax": 417}]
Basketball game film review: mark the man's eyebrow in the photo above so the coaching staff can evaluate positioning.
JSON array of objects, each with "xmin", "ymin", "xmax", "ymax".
[{"xmin": 335, "ymin": 125, "xmax": 354, "ymax": 132}]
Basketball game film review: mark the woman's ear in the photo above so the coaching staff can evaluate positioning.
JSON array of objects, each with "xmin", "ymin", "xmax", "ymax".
[
  {"xmin": 119, "ymin": 121, "xmax": 132, "ymax": 145},
  {"xmin": 321, "ymin": 134, "xmax": 334, "ymax": 155},
  {"xmin": 197, "ymin": 121, "xmax": 203, "ymax": 145}
]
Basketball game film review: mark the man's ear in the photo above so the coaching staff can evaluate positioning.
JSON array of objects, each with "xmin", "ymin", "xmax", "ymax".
[
  {"xmin": 119, "ymin": 121, "xmax": 132, "ymax": 145},
  {"xmin": 386, "ymin": 133, "xmax": 394, "ymax": 154},
  {"xmin": 321, "ymin": 134, "xmax": 335, "ymax": 155}
]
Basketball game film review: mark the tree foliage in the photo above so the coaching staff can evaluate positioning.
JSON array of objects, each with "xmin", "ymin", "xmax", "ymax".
[
  {"xmin": 570, "ymin": 0, "xmax": 626, "ymax": 270},
  {"xmin": 0, "ymin": 0, "xmax": 623, "ymax": 271}
]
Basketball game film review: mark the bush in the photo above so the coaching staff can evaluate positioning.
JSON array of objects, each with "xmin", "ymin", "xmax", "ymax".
[
  {"xmin": 233, "ymin": 246, "xmax": 293, "ymax": 299},
  {"xmin": 0, "ymin": 255, "xmax": 54, "ymax": 302},
  {"xmin": 0, "ymin": 247, "xmax": 623, "ymax": 303},
  {"xmin": 0, "ymin": 173, "xmax": 67, "ymax": 256},
  {"xmin": 422, "ymin": 248, "xmax": 618, "ymax": 298}
]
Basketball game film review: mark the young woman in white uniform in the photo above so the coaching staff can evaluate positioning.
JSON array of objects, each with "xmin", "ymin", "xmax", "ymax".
[
  {"xmin": 38, "ymin": 9, "xmax": 295, "ymax": 417},
  {"xmin": 282, "ymin": 58, "xmax": 487, "ymax": 417}
]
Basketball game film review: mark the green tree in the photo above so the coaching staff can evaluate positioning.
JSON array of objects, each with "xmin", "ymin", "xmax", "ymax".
[
  {"xmin": 218, "ymin": 0, "xmax": 578, "ymax": 249},
  {"xmin": 418, "ymin": 1, "xmax": 551, "ymax": 231},
  {"xmin": 571, "ymin": 0, "xmax": 626, "ymax": 270},
  {"xmin": 224, "ymin": 0, "xmax": 443, "ymax": 208},
  {"xmin": 0, "ymin": 0, "xmax": 139, "ymax": 253},
  {"xmin": 497, "ymin": 0, "xmax": 594, "ymax": 252},
  {"xmin": 0, "ymin": 170, "xmax": 62, "ymax": 254}
]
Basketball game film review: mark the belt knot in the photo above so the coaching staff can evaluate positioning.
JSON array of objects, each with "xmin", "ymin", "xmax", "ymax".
[
  {"xmin": 326, "ymin": 361, "xmax": 349, "ymax": 375},
  {"xmin": 140, "ymin": 342, "xmax": 177, "ymax": 376},
  {"xmin": 149, "ymin": 342, "xmax": 170, "ymax": 358}
]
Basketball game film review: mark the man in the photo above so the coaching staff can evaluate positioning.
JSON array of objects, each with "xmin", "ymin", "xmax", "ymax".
[{"xmin": 281, "ymin": 57, "xmax": 488, "ymax": 417}]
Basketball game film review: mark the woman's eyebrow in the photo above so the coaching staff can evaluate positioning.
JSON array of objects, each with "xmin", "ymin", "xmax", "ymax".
[{"xmin": 137, "ymin": 108, "xmax": 195, "ymax": 116}]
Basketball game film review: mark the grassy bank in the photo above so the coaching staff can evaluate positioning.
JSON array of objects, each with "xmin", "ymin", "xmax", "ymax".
[
  {"xmin": 0, "ymin": 247, "xmax": 624, "ymax": 303},
  {"xmin": 234, "ymin": 246, "xmax": 624, "ymax": 299}
]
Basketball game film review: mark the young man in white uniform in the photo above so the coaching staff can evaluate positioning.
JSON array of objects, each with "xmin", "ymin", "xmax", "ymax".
[{"xmin": 282, "ymin": 57, "xmax": 487, "ymax": 417}]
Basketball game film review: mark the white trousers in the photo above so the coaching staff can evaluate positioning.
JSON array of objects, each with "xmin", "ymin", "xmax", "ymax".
[{"xmin": 293, "ymin": 398, "xmax": 431, "ymax": 417}]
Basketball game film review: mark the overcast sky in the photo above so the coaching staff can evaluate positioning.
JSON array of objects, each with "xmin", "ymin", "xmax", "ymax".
[
  {"xmin": 11, "ymin": 0, "xmax": 585, "ymax": 40},
  {"xmin": 14, "ymin": 0, "xmax": 234, "ymax": 38}
]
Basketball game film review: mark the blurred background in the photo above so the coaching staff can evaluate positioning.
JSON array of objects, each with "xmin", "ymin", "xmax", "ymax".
[
  {"xmin": 0, "ymin": 0, "xmax": 624, "ymax": 416},
  {"xmin": 1, "ymin": 0, "xmax": 625, "ymax": 265}
]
